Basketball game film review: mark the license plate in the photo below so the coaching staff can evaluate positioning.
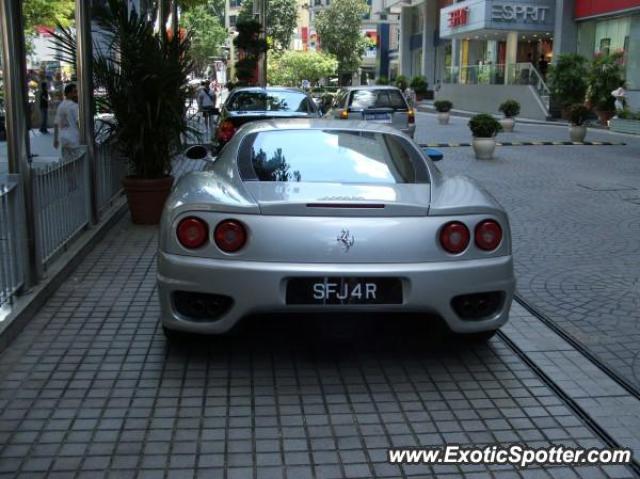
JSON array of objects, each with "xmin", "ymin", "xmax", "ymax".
[
  {"xmin": 286, "ymin": 277, "xmax": 402, "ymax": 305},
  {"xmin": 364, "ymin": 113, "xmax": 392, "ymax": 123}
]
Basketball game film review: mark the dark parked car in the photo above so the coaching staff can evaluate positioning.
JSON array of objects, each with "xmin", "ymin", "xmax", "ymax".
[{"xmin": 214, "ymin": 87, "xmax": 320, "ymax": 147}]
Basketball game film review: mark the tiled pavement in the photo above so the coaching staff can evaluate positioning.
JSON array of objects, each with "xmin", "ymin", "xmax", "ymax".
[
  {"xmin": 414, "ymin": 113, "xmax": 640, "ymax": 392},
  {"xmin": 0, "ymin": 217, "xmax": 636, "ymax": 478}
]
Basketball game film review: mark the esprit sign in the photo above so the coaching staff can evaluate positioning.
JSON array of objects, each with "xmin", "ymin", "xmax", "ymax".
[
  {"xmin": 448, "ymin": 7, "xmax": 470, "ymax": 28},
  {"xmin": 491, "ymin": 4, "xmax": 550, "ymax": 23}
]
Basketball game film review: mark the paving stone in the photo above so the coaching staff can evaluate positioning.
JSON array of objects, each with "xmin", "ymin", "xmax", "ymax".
[{"xmin": 0, "ymin": 122, "xmax": 638, "ymax": 478}]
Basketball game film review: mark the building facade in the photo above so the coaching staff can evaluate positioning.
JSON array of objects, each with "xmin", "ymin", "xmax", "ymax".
[{"xmin": 385, "ymin": 0, "xmax": 640, "ymax": 114}]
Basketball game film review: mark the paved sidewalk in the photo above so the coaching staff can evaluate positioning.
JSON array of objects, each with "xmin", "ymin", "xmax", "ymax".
[
  {"xmin": 415, "ymin": 111, "xmax": 640, "ymax": 392},
  {"xmin": 0, "ymin": 216, "xmax": 635, "ymax": 479}
]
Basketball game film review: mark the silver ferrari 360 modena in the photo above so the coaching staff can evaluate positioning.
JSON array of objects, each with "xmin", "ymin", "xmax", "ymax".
[{"xmin": 158, "ymin": 119, "xmax": 515, "ymax": 341}]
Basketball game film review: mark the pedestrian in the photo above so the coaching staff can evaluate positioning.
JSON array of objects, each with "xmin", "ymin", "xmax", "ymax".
[
  {"xmin": 196, "ymin": 81, "xmax": 216, "ymax": 129},
  {"xmin": 38, "ymin": 81, "xmax": 49, "ymax": 134},
  {"xmin": 404, "ymin": 85, "xmax": 416, "ymax": 107},
  {"xmin": 53, "ymin": 83, "xmax": 81, "ymax": 162},
  {"xmin": 538, "ymin": 54, "xmax": 549, "ymax": 80},
  {"xmin": 611, "ymin": 82, "xmax": 627, "ymax": 115}
]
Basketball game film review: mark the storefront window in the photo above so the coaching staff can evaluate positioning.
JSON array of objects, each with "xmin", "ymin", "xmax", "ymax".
[{"xmin": 578, "ymin": 15, "xmax": 639, "ymax": 90}]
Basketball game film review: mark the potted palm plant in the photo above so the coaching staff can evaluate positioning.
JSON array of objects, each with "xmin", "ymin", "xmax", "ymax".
[
  {"xmin": 568, "ymin": 104, "xmax": 590, "ymax": 142},
  {"xmin": 92, "ymin": 0, "xmax": 193, "ymax": 224},
  {"xmin": 498, "ymin": 99, "xmax": 520, "ymax": 132},
  {"xmin": 468, "ymin": 113, "xmax": 502, "ymax": 160},
  {"xmin": 434, "ymin": 100, "xmax": 453, "ymax": 125},
  {"xmin": 587, "ymin": 52, "xmax": 625, "ymax": 125}
]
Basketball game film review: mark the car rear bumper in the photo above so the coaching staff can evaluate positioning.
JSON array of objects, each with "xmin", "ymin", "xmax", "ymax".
[{"xmin": 158, "ymin": 252, "xmax": 515, "ymax": 335}]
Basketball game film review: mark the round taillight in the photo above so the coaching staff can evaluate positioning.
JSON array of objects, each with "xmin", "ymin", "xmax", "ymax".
[
  {"xmin": 475, "ymin": 220, "xmax": 502, "ymax": 251},
  {"xmin": 440, "ymin": 221, "xmax": 470, "ymax": 254},
  {"xmin": 177, "ymin": 217, "xmax": 208, "ymax": 249},
  {"xmin": 214, "ymin": 220, "xmax": 247, "ymax": 253},
  {"xmin": 216, "ymin": 120, "xmax": 236, "ymax": 143}
]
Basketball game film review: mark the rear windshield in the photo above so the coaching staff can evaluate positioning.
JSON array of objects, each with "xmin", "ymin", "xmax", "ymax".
[
  {"xmin": 226, "ymin": 91, "xmax": 316, "ymax": 113},
  {"xmin": 349, "ymin": 89, "xmax": 408, "ymax": 110},
  {"xmin": 239, "ymin": 130, "xmax": 429, "ymax": 184}
]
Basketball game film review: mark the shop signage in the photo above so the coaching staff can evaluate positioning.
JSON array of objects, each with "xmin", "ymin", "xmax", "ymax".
[
  {"xmin": 448, "ymin": 7, "xmax": 470, "ymax": 28},
  {"xmin": 439, "ymin": 0, "xmax": 554, "ymax": 39},
  {"xmin": 491, "ymin": 4, "xmax": 551, "ymax": 23}
]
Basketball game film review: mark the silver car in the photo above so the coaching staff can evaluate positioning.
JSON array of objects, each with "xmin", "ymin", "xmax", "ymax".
[
  {"xmin": 158, "ymin": 120, "xmax": 515, "ymax": 341},
  {"xmin": 324, "ymin": 86, "xmax": 416, "ymax": 138}
]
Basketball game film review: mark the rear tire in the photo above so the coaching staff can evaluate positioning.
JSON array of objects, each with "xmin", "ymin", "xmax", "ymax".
[
  {"xmin": 455, "ymin": 329, "xmax": 498, "ymax": 343},
  {"xmin": 162, "ymin": 325, "xmax": 188, "ymax": 343}
]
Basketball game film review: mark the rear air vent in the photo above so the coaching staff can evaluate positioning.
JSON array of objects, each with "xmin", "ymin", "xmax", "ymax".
[{"xmin": 306, "ymin": 203, "xmax": 386, "ymax": 209}]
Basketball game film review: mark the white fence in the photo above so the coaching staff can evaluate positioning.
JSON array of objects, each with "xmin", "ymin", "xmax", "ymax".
[
  {"xmin": 0, "ymin": 175, "xmax": 26, "ymax": 309},
  {"xmin": 96, "ymin": 141, "xmax": 128, "ymax": 215},
  {"xmin": 32, "ymin": 149, "xmax": 91, "ymax": 268}
]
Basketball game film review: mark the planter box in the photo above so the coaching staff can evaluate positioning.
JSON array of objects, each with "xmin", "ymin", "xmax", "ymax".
[{"xmin": 609, "ymin": 118, "xmax": 640, "ymax": 135}]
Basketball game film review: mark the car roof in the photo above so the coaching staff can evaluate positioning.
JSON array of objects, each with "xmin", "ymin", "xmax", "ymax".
[
  {"xmin": 339, "ymin": 85, "xmax": 403, "ymax": 91},
  {"xmin": 229, "ymin": 86, "xmax": 308, "ymax": 94},
  {"xmin": 234, "ymin": 118, "xmax": 407, "ymax": 136}
]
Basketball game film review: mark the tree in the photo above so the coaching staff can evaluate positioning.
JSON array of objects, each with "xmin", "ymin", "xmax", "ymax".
[
  {"xmin": 239, "ymin": 0, "xmax": 297, "ymax": 51},
  {"xmin": 182, "ymin": 5, "xmax": 227, "ymax": 72},
  {"xmin": 179, "ymin": 0, "xmax": 226, "ymax": 24},
  {"xmin": 314, "ymin": 0, "xmax": 368, "ymax": 84},
  {"xmin": 547, "ymin": 54, "xmax": 589, "ymax": 109},
  {"xmin": 22, "ymin": 0, "xmax": 75, "ymax": 32},
  {"xmin": 268, "ymin": 50, "xmax": 337, "ymax": 86}
]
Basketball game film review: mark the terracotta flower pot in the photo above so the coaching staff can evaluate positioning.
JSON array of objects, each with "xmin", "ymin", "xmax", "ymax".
[
  {"xmin": 122, "ymin": 176, "xmax": 174, "ymax": 225},
  {"xmin": 595, "ymin": 108, "xmax": 615, "ymax": 125}
]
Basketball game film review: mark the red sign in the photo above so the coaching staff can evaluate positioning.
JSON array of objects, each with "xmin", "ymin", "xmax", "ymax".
[
  {"xmin": 448, "ymin": 7, "xmax": 469, "ymax": 27},
  {"xmin": 575, "ymin": 0, "xmax": 640, "ymax": 19}
]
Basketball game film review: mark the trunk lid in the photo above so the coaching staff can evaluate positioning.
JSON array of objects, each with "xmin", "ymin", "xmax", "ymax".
[
  {"xmin": 227, "ymin": 111, "xmax": 316, "ymax": 128},
  {"xmin": 243, "ymin": 182, "xmax": 430, "ymax": 217}
]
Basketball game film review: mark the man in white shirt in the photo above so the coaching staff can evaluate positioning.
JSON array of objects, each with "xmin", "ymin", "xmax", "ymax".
[
  {"xmin": 196, "ymin": 81, "xmax": 217, "ymax": 134},
  {"xmin": 53, "ymin": 83, "xmax": 81, "ymax": 162}
]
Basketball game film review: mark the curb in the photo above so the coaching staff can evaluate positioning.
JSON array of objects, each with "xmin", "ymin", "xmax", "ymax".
[
  {"xmin": 416, "ymin": 104, "xmax": 578, "ymax": 127},
  {"xmin": 0, "ymin": 198, "xmax": 128, "ymax": 354},
  {"xmin": 419, "ymin": 141, "xmax": 626, "ymax": 147}
]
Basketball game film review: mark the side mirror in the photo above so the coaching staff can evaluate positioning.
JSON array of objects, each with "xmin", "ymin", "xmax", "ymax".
[
  {"xmin": 423, "ymin": 147, "xmax": 444, "ymax": 162},
  {"xmin": 184, "ymin": 144, "xmax": 217, "ymax": 162}
]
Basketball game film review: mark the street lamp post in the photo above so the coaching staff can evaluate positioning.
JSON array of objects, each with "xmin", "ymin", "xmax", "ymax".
[
  {"xmin": 0, "ymin": 0, "xmax": 39, "ymax": 285},
  {"xmin": 76, "ymin": 0, "xmax": 98, "ymax": 225},
  {"xmin": 254, "ymin": 0, "xmax": 268, "ymax": 86}
]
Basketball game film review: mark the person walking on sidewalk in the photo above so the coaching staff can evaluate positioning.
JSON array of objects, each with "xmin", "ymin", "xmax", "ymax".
[
  {"xmin": 53, "ymin": 83, "xmax": 81, "ymax": 162},
  {"xmin": 38, "ymin": 81, "xmax": 50, "ymax": 133},
  {"xmin": 196, "ymin": 81, "xmax": 217, "ymax": 132}
]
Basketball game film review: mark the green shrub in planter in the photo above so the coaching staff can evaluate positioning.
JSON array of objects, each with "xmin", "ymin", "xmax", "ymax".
[
  {"xmin": 376, "ymin": 76, "xmax": 389, "ymax": 85},
  {"xmin": 587, "ymin": 52, "xmax": 625, "ymax": 113},
  {"xmin": 395, "ymin": 75, "xmax": 408, "ymax": 91},
  {"xmin": 568, "ymin": 104, "xmax": 590, "ymax": 125},
  {"xmin": 499, "ymin": 99, "xmax": 520, "ymax": 118},
  {"xmin": 618, "ymin": 109, "xmax": 640, "ymax": 120},
  {"xmin": 468, "ymin": 113, "xmax": 502, "ymax": 137},
  {"xmin": 410, "ymin": 76, "xmax": 428, "ymax": 94},
  {"xmin": 548, "ymin": 54, "xmax": 589, "ymax": 110},
  {"xmin": 434, "ymin": 100, "xmax": 453, "ymax": 112}
]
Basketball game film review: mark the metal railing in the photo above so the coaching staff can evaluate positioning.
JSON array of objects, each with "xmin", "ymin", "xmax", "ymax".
[
  {"xmin": 443, "ymin": 62, "xmax": 551, "ymax": 110},
  {"xmin": 32, "ymin": 149, "xmax": 91, "ymax": 269},
  {"xmin": 0, "ymin": 175, "xmax": 26, "ymax": 309},
  {"xmin": 95, "ymin": 141, "xmax": 127, "ymax": 216}
]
